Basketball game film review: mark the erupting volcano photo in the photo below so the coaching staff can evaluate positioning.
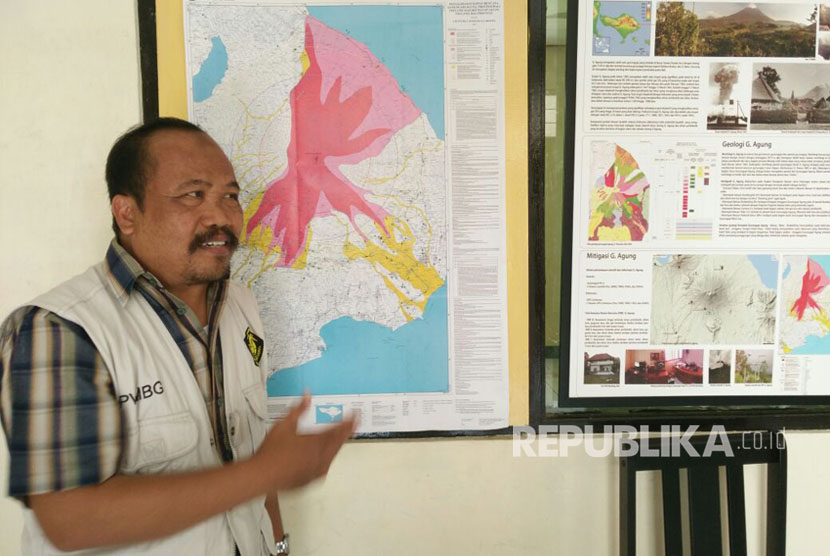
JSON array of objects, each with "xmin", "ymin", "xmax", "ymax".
[{"xmin": 707, "ymin": 62, "xmax": 748, "ymax": 130}]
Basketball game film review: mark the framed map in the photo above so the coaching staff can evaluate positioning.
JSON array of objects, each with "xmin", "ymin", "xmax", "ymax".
[{"xmin": 141, "ymin": 0, "xmax": 531, "ymax": 435}]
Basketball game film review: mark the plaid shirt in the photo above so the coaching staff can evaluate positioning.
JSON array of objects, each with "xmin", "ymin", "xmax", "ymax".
[{"xmin": 0, "ymin": 240, "xmax": 235, "ymax": 499}]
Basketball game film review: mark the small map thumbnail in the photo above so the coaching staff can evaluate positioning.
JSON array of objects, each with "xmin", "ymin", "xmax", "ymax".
[{"xmin": 593, "ymin": 1, "xmax": 652, "ymax": 56}]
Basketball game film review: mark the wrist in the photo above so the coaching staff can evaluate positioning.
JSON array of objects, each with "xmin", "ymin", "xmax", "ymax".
[
  {"xmin": 274, "ymin": 533, "xmax": 289, "ymax": 555},
  {"xmin": 238, "ymin": 454, "xmax": 274, "ymax": 498}
]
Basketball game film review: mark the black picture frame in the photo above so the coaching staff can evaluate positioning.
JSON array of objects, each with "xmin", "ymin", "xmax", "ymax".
[
  {"xmin": 529, "ymin": 0, "xmax": 830, "ymax": 429},
  {"xmin": 136, "ymin": 0, "xmax": 515, "ymax": 439}
]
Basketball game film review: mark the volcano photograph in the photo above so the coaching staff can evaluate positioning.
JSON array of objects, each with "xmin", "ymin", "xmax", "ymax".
[
  {"xmin": 707, "ymin": 62, "xmax": 749, "ymax": 130},
  {"xmin": 656, "ymin": 2, "xmax": 817, "ymax": 57}
]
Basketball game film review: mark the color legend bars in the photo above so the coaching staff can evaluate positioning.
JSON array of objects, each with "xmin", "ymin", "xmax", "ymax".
[{"xmin": 677, "ymin": 165, "xmax": 713, "ymax": 240}]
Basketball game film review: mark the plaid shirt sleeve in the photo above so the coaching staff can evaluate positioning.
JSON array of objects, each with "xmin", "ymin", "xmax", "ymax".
[{"xmin": 0, "ymin": 306, "xmax": 123, "ymax": 499}]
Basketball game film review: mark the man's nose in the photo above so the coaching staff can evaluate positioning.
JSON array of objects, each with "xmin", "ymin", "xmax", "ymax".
[{"xmin": 200, "ymin": 196, "xmax": 234, "ymax": 228}]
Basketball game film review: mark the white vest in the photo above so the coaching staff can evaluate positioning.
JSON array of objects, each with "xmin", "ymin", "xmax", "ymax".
[{"xmin": 18, "ymin": 263, "xmax": 276, "ymax": 555}]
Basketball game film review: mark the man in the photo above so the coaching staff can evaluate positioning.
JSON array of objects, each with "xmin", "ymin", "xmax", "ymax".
[{"xmin": 0, "ymin": 118, "xmax": 355, "ymax": 555}]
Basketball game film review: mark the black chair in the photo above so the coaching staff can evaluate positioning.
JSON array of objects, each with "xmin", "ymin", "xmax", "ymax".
[{"xmin": 619, "ymin": 431, "xmax": 786, "ymax": 556}]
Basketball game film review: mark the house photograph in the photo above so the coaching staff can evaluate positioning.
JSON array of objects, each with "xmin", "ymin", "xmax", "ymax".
[{"xmin": 583, "ymin": 352, "xmax": 621, "ymax": 384}]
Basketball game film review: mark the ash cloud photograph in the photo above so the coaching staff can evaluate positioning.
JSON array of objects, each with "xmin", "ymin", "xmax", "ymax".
[
  {"xmin": 750, "ymin": 63, "xmax": 830, "ymax": 129},
  {"xmin": 707, "ymin": 62, "xmax": 749, "ymax": 130},
  {"xmin": 655, "ymin": 2, "xmax": 817, "ymax": 58}
]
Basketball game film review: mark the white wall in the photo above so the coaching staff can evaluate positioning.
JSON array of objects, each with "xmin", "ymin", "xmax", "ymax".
[
  {"xmin": 0, "ymin": 2, "xmax": 142, "ymax": 555},
  {"xmin": 2, "ymin": 2, "xmax": 830, "ymax": 555}
]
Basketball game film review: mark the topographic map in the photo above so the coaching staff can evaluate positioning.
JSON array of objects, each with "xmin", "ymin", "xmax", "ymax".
[
  {"xmin": 187, "ymin": 5, "xmax": 448, "ymax": 396},
  {"xmin": 588, "ymin": 142, "xmax": 649, "ymax": 242},
  {"xmin": 592, "ymin": 1, "xmax": 652, "ymax": 56},
  {"xmin": 780, "ymin": 256, "xmax": 830, "ymax": 354},
  {"xmin": 651, "ymin": 255, "xmax": 778, "ymax": 344}
]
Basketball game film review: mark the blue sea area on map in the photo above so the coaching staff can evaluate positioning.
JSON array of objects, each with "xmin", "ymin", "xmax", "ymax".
[
  {"xmin": 788, "ymin": 256, "xmax": 830, "ymax": 354},
  {"xmin": 655, "ymin": 255, "xmax": 672, "ymax": 265},
  {"xmin": 315, "ymin": 405, "xmax": 344, "ymax": 423},
  {"xmin": 808, "ymin": 255, "xmax": 830, "ymax": 274},
  {"xmin": 307, "ymin": 6, "xmax": 445, "ymax": 139},
  {"xmin": 268, "ymin": 285, "xmax": 449, "ymax": 396},
  {"xmin": 193, "ymin": 36, "xmax": 228, "ymax": 102},
  {"xmin": 790, "ymin": 332, "xmax": 830, "ymax": 355},
  {"xmin": 747, "ymin": 255, "xmax": 778, "ymax": 290}
]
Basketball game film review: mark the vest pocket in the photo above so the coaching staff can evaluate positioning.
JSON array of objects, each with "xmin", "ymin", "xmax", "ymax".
[
  {"xmin": 241, "ymin": 384, "xmax": 269, "ymax": 456},
  {"xmin": 121, "ymin": 411, "xmax": 199, "ymax": 474}
]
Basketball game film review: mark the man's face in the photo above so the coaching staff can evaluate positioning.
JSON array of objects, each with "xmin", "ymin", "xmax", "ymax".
[{"xmin": 124, "ymin": 129, "xmax": 243, "ymax": 290}]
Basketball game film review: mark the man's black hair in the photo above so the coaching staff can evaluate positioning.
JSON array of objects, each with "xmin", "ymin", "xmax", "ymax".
[{"xmin": 105, "ymin": 117, "xmax": 205, "ymax": 235}]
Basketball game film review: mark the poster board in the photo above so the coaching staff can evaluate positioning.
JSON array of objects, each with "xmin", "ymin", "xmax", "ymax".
[
  {"xmin": 554, "ymin": 0, "xmax": 830, "ymax": 416},
  {"xmin": 141, "ymin": 0, "xmax": 530, "ymax": 434}
]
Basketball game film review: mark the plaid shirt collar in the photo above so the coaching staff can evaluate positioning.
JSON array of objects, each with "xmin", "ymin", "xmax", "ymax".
[
  {"xmin": 104, "ymin": 239, "xmax": 159, "ymax": 304},
  {"xmin": 103, "ymin": 238, "xmax": 225, "ymax": 307}
]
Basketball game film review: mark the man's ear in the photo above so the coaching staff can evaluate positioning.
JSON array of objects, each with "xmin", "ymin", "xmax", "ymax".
[{"xmin": 112, "ymin": 195, "xmax": 139, "ymax": 236}]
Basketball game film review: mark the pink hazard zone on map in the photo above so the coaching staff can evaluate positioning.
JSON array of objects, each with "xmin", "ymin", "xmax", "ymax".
[
  {"xmin": 246, "ymin": 16, "xmax": 422, "ymax": 266},
  {"xmin": 792, "ymin": 258, "xmax": 830, "ymax": 321}
]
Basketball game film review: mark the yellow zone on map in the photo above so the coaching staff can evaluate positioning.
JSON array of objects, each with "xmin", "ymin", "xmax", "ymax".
[
  {"xmin": 810, "ymin": 307, "xmax": 830, "ymax": 335},
  {"xmin": 588, "ymin": 188, "xmax": 633, "ymax": 241},
  {"xmin": 588, "ymin": 216, "xmax": 632, "ymax": 241},
  {"xmin": 600, "ymin": 13, "xmax": 640, "ymax": 41},
  {"xmin": 779, "ymin": 305, "xmax": 830, "ymax": 354},
  {"xmin": 243, "ymin": 207, "xmax": 444, "ymax": 321},
  {"xmin": 343, "ymin": 215, "xmax": 443, "ymax": 321}
]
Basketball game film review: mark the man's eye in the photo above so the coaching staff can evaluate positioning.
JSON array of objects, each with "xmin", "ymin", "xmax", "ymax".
[
  {"xmin": 185, "ymin": 191, "xmax": 203, "ymax": 198},
  {"xmin": 226, "ymin": 193, "xmax": 239, "ymax": 200}
]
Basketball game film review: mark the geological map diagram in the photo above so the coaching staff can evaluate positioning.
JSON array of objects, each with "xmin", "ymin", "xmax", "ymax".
[
  {"xmin": 588, "ymin": 142, "xmax": 650, "ymax": 242},
  {"xmin": 651, "ymin": 255, "xmax": 778, "ymax": 344},
  {"xmin": 592, "ymin": 1, "xmax": 652, "ymax": 56},
  {"xmin": 780, "ymin": 256, "xmax": 830, "ymax": 354},
  {"xmin": 187, "ymin": 5, "xmax": 449, "ymax": 396}
]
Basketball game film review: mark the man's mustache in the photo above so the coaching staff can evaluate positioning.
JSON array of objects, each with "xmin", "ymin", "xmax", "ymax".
[{"xmin": 188, "ymin": 225, "xmax": 239, "ymax": 254}]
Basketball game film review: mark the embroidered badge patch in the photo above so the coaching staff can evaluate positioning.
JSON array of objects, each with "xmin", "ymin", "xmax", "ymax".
[{"xmin": 244, "ymin": 327, "xmax": 264, "ymax": 366}]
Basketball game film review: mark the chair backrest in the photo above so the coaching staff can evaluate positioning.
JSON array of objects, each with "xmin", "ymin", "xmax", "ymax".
[{"xmin": 619, "ymin": 432, "xmax": 787, "ymax": 556}]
